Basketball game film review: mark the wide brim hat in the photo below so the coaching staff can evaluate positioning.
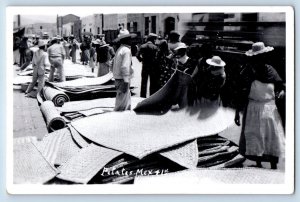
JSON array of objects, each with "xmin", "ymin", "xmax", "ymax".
[
  {"xmin": 100, "ymin": 44, "xmax": 110, "ymax": 48},
  {"xmin": 174, "ymin": 43, "xmax": 187, "ymax": 51},
  {"xmin": 115, "ymin": 29, "xmax": 137, "ymax": 41},
  {"xmin": 245, "ymin": 42, "xmax": 274, "ymax": 56},
  {"xmin": 148, "ymin": 33, "xmax": 158, "ymax": 39},
  {"xmin": 92, "ymin": 40, "xmax": 99, "ymax": 44},
  {"xmin": 38, "ymin": 40, "xmax": 47, "ymax": 48},
  {"xmin": 206, "ymin": 56, "xmax": 226, "ymax": 67}
]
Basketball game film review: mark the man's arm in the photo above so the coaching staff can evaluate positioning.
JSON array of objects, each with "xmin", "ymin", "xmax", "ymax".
[{"xmin": 120, "ymin": 49, "xmax": 132, "ymax": 83}]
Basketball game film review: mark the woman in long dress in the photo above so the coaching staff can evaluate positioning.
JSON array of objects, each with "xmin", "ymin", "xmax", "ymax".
[{"xmin": 235, "ymin": 42, "xmax": 285, "ymax": 169}]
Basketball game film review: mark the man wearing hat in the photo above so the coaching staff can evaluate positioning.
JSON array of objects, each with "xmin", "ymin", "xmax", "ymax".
[
  {"xmin": 47, "ymin": 37, "xmax": 66, "ymax": 82},
  {"xmin": 112, "ymin": 29, "xmax": 136, "ymax": 111},
  {"xmin": 136, "ymin": 33, "xmax": 159, "ymax": 97},
  {"xmin": 25, "ymin": 40, "xmax": 50, "ymax": 97}
]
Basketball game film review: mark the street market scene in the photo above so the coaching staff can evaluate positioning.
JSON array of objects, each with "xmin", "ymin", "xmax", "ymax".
[{"xmin": 12, "ymin": 11, "xmax": 287, "ymax": 186}]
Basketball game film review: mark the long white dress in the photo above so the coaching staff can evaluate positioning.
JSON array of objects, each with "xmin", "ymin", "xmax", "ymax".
[{"xmin": 241, "ymin": 80, "xmax": 285, "ymax": 158}]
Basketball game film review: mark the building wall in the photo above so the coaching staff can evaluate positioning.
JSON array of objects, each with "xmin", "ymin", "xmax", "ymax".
[
  {"xmin": 62, "ymin": 14, "xmax": 80, "ymax": 25},
  {"xmin": 94, "ymin": 14, "xmax": 103, "ymax": 34},
  {"xmin": 24, "ymin": 23, "xmax": 57, "ymax": 37},
  {"xmin": 74, "ymin": 20, "xmax": 82, "ymax": 40},
  {"xmin": 103, "ymin": 14, "xmax": 118, "ymax": 30},
  {"xmin": 81, "ymin": 14, "xmax": 103, "ymax": 35},
  {"xmin": 62, "ymin": 22, "xmax": 74, "ymax": 36}
]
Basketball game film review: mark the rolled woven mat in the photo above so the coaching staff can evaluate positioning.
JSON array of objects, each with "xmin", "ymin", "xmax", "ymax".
[
  {"xmin": 43, "ymin": 86, "xmax": 70, "ymax": 107},
  {"xmin": 40, "ymin": 100, "xmax": 66, "ymax": 132}
]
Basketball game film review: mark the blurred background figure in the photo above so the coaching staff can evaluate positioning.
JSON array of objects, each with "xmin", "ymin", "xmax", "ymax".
[
  {"xmin": 97, "ymin": 43, "xmax": 115, "ymax": 77},
  {"xmin": 69, "ymin": 35, "xmax": 79, "ymax": 64},
  {"xmin": 136, "ymin": 33, "xmax": 159, "ymax": 97}
]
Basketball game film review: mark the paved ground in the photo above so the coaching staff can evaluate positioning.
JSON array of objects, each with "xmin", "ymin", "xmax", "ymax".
[{"xmin": 13, "ymin": 57, "xmax": 285, "ymax": 170}]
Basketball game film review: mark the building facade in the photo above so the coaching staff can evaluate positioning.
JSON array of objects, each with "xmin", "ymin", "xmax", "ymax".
[
  {"xmin": 57, "ymin": 14, "xmax": 80, "ymax": 37},
  {"xmin": 81, "ymin": 14, "xmax": 103, "ymax": 36},
  {"xmin": 24, "ymin": 23, "xmax": 57, "ymax": 37}
]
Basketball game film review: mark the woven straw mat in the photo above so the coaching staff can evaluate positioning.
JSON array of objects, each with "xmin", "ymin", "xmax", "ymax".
[
  {"xmin": 40, "ymin": 100, "xmax": 66, "ymax": 131},
  {"xmin": 36, "ymin": 127, "xmax": 81, "ymax": 166},
  {"xmin": 57, "ymin": 143, "xmax": 122, "ymax": 184},
  {"xmin": 59, "ymin": 97, "xmax": 144, "ymax": 113},
  {"xmin": 71, "ymin": 106, "xmax": 235, "ymax": 159},
  {"xmin": 51, "ymin": 72, "xmax": 113, "ymax": 88},
  {"xmin": 43, "ymin": 86, "xmax": 70, "ymax": 107},
  {"xmin": 14, "ymin": 138, "xmax": 58, "ymax": 184},
  {"xmin": 160, "ymin": 140, "xmax": 198, "ymax": 169}
]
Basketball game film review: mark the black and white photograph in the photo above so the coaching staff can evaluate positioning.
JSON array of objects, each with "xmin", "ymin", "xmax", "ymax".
[{"xmin": 6, "ymin": 6, "xmax": 294, "ymax": 194}]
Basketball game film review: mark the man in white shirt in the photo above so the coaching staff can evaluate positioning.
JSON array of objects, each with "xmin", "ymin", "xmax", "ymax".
[
  {"xmin": 25, "ymin": 40, "xmax": 50, "ymax": 97},
  {"xmin": 112, "ymin": 29, "xmax": 136, "ymax": 111}
]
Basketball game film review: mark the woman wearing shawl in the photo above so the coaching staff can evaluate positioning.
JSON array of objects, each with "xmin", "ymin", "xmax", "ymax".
[{"xmin": 235, "ymin": 42, "xmax": 285, "ymax": 169}]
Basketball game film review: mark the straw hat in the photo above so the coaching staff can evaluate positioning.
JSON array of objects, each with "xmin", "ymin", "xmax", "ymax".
[
  {"xmin": 116, "ymin": 29, "xmax": 136, "ymax": 41},
  {"xmin": 245, "ymin": 42, "xmax": 274, "ymax": 56},
  {"xmin": 174, "ymin": 43, "xmax": 187, "ymax": 51},
  {"xmin": 206, "ymin": 56, "xmax": 226, "ymax": 67},
  {"xmin": 148, "ymin": 33, "xmax": 158, "ymax": 39},
  {"xmin": 38, "ymin": 40, "xmax": 47, "ymax": 48},
  {"xmin": 100, "ymin": 44, "xmax": 110, "ymax": 48}
]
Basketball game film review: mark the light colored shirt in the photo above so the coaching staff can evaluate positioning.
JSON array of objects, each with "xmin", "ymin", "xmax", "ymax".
[
  {"xmin": 47, "ymin": 43, "xmax": 66, "ymax": 58},
  {"xmin": 112, "ymin": 45, "xmax": 133, "ymax": 83},
  {"xmin": 32, "ymin": 50, "xmax": 50, "ymax": 73}
]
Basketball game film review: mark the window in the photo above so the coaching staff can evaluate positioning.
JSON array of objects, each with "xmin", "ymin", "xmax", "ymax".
[
  {"xmin": 90, "ymin": 28, "xmax": 92, "ymax": 33},
  {"xmin": 145, "ymin": 17, "xmax": 149, "ymax": 35},
  {"xmin": 133, "ymin": 22, "xmax": 138, "ymax": 32},
  {"xmin": 151, "ymin": 16, "xmax": 156, "ymax": 33},
  {"xmin": 98, "ymin": 27, "xmax": 100, "ymax": 34},
  {"xmin": 71, "ymin": 25, "xmax": 74, "ymax": 34},
  {"xmin": 83, "ymin": 28, "xmax": 86, "ymax": 32}
]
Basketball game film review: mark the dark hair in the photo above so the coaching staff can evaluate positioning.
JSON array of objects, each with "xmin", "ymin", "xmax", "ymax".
[{"xmin": 158, "ymin": 40, "xmax": 169, "ymax": 55}]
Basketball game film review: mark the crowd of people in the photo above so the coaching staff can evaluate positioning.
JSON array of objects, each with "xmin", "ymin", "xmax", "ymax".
[
  {"xmin": 112, "ymin": 29, "xmax": 286, "ymax": 170},
  {"xmin": 13, "ymin": 28, "xmax": 286, "ymax": 170}
]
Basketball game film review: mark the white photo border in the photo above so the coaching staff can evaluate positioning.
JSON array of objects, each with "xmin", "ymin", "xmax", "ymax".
[{"xmin": 6, "ymin": 6, "xmax": 295, "ymax": 194}]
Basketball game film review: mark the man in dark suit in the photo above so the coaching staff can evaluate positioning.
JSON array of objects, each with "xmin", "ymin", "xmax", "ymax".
[{"xmin": 136, "ymin": 33, "xmax": 159, "ymax": 97}]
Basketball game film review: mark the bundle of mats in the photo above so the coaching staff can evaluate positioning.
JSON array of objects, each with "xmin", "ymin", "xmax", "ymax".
[
  {"xmin": 47, "ymin": 72, "xmax": 115, "ymax": 94},
  {"xmin": 40, "ymin": 101, "xmax": 66, "ymax": 132},
  {"xmin": 58, "ymin": 97, "xmax": 145, "ymax": 121},
  {"xmin": 13, "ymin": 60, "xmax": 95, "ymax": 86},
  {"xmin": 43, "ymin": 86, "xmax": 70, "ymax": 107},
  {"xmin": 14, "ymin": 124, "xmax": 246, "ymax": 184}
]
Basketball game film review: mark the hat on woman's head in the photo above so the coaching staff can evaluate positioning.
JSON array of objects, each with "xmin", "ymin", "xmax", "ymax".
[
  {"xmin": 206, "ymin": 56, "xmax": 226, "ymax": 67},
  {"xmin": 245, "ymin": 42, "xmax": 274, "ymax": 56},
  {"xmin": 174, "ymin": 43, "xmax": 187, "ymax": 51}
]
